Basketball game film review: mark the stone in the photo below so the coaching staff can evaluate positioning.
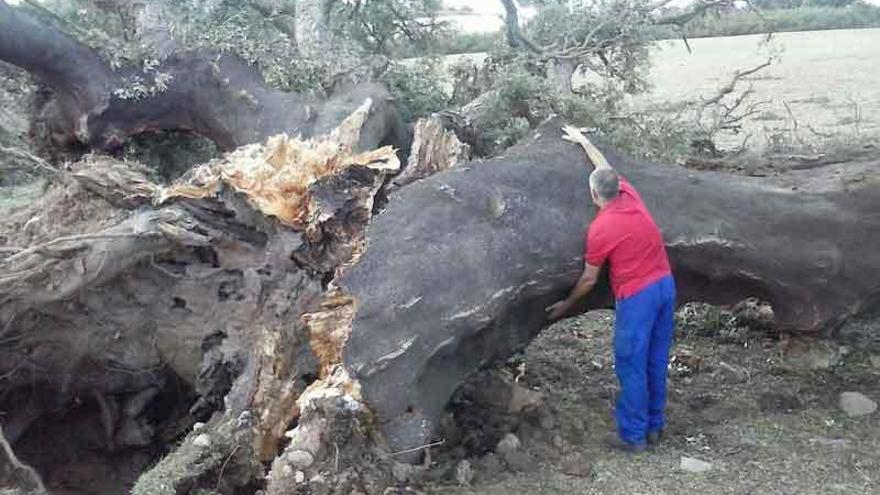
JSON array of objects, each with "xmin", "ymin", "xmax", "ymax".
[
  {"xmin": 502, "ymin": 450, "xmax": 538, "ymax": 473},
  {"xmin": 495, "ymin": 433, "xmax": 521, "ymax": 459},
  {"xmin": 193, "ymin": 433, "xmax": 211, "ymax": 448},
  {"xmin": 294, "ymin": 470, "xmax": 305, "ymax": 484},
  {"xmin": 560, "ymin": 452, "xmax": 591, "ymax": 477},
  {"xmin": 454, "ymin": 460, "xmax": 474, "ymax": 486},
  {"xmin": 716, "ymin": 361, "xmax": 747, "ymax": 384},
  {"xmin": 680, "ymin": 456, "xmax": 713, "ymax": 473},
  {"xmin": 869, "ymin": 355, "xmax": 880, "ymax": 369},
  {"xmin": 477, "ymin": 453, "xmax": 504, "ymax": 477},
  {"xmin": 287, "ymin": 449, "xmax": 315, "ymax": 469},
  {"xmin": 192, "ymin": 422, "xmax": 206, "ymax": 432},
  {"xmin": 783, "ymin": 340, "xmax": 840, "ymax": 370},
  {"xmin": 538, "ymin": 412, "xmax": 556, "ymax": 430},
  {"xmin": 839, "ymin": 392, "xmax": 877, "ymax": 418}
]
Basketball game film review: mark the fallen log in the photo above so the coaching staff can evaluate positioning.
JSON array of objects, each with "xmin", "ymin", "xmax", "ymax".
[
  {"xmin": 0, "ymin": 0, "xmax": 409, "ymax": 157},
  {"xmin": 339, "ymin": 119, "xmax": 880, "ymax": 454},
  {"xmin": 2, "ymin": 116, "xmax": 878, "ymax": 490}
]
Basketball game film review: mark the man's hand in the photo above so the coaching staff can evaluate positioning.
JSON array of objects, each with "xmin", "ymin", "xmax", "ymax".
[
  {"xmin": 561, "ymin": 125, "xmax": 589, "ymax": 146},
  {"xmin": 561, "ymin": 124, "xmax": 611, "ymax": 171},
  {"xmin": 545, "ymin": 300, "xmax": 571, "ymax": 322}
]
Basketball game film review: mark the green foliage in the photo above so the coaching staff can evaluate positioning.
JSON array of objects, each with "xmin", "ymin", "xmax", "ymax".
[
  {"xmin": 183, "ymin": 4, "xmax": 330, "ymax": 93},
  {"xmin": 752, "ymin": 0, "xmax": 858, "ymax": 8},
  {"xmin": 324, "ymin": 0, "xmax": 447, "ymax": 57},
  {"xmin": 525, "ymin": 1, "xmax": 653, "ymax": 91},
  {"xmin": 28, "ymin": 0, "xmax": 334, "ymax": 94},
  {"xmin": 381, "ymin": 58, "xmax": 452, "ymax": 121},
  {"xmin": 450, "ymin": 52, "xmax": 663, "ymax": 156},
  {"xmin": 429, "ymin": 31, "xmax": 502, "ymax": 57},
  {"xmin": 676, "ymin": 3, "xmax": 880, "ymax": 38}
]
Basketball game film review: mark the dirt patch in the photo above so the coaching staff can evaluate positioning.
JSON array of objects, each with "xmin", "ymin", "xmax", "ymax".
[{"xmin": 425, "ymin": 311, "xmax": 880, "ymax": 494}]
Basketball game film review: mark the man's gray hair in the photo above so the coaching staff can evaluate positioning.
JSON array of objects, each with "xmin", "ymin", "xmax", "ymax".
[{"xmin": 589, "ymin": 168, "xmax": 620, "ymax": 201}]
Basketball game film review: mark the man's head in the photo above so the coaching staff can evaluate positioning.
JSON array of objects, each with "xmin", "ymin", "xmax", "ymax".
[{"xmin": 589, "ymin": 168, "xmax": 620, "ymax": 208}]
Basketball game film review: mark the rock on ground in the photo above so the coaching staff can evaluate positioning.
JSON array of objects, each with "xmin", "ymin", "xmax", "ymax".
[
  {"xmin": 839, "ymin": 392, "xmax": 877, "ymax": 418},
  {"xmin": 680, "ymin": 456, "xmax": 713, "ymax": 473}
]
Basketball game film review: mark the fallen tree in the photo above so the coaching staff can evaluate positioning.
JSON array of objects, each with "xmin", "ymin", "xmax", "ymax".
[
  {"xmin": 1, "ymin": 1, "xmax": 879, "ymax": 493},
  {"xmin": 0, "ymin": 1, "xmax": 408, "ymax": 157},
  {"xmin": 2, "ymin": 115, "xmax": 878, "ymax": 491}
]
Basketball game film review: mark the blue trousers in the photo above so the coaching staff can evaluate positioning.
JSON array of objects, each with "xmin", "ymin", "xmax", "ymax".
[{"xmin": 613, "ymin": 275, "xmax": 676, "ymax": 445}]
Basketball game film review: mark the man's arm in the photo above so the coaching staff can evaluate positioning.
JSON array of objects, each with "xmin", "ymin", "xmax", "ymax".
[
  {"xmin": 545, "ymin": 262, "xmax": 602, "ymax": 321},
  {"xmin": 561, "ymin": 125, "xmax": 612, "ymax": 171}
]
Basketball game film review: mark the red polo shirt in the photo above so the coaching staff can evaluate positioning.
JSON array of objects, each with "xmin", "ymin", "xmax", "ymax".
[{"xmin": 585, "ymin": 177, "xmax": 671, "ymax": 300}]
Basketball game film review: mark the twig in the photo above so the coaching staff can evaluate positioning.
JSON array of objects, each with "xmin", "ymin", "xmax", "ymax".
[
  {"xmin": 92, "ymin": 389, "xmax": 116, "ymax": 452},
  {"xmin": 1, "ymin": 232, "xmax": 155, "ymax": 265},
  {"xmin": 0, "ymin": 146, "xmax": 63, "ymax": 178},
  {"xmin": 389, "ymin": 438, "xmax": 445, "ymax": 456},
  {"xmin": 0, "ymin": 425, "xmax": 48, "ymax": 494},
  {"xmin": 215, "ymin": 444, "xmax": 241, "ymax": 491},
  {"xmin": 702, "ymin": 59, "xmax": 772, "ymax": 108},
  {"xmin": 806, "ymin": 125, "xmax": 834, "ymax": 139}
]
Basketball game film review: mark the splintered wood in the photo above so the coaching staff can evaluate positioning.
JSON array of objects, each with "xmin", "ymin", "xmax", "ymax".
[{"xmin": 156, "ymin": 100, "xmax": 400, "ymax": 229}]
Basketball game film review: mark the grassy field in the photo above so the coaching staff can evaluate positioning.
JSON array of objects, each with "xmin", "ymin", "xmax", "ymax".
[
  {"xmin": 441, "ymin": 28, "xmax": 880, "ymax": 153},
  {"xmin": 633, "ymin": 28, "xmax": 880, "ymax": 150}
]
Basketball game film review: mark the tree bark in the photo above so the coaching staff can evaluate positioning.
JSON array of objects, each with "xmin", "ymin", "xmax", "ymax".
[
  {"xmin": 339, "ymin": 119, "xmax": 880, "ymax": 454},
  {"xmin": 0, "ymin": 104, "xmax": 401, "ymax": 492},
  {"xmin": 1, "ymin": 114, "xmax": 877, "ymax": 489}
]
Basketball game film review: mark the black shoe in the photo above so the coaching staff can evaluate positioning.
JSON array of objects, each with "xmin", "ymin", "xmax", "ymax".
[
  {"xmin": 647, "ymin": 429, "xmax": 664, "ymax": 446},
  {"xmin": 605, "ymin": 434, "xmax": 647, "ymax": 454}
]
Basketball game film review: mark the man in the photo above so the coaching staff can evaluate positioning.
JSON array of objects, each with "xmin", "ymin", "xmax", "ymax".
[{"xmin": 546, "ymin": 126, "xmax": 676, "ymax": 453}]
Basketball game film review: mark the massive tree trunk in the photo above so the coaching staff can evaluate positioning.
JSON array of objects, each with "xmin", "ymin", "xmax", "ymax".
[
  {"xmin": 2, "ymin": 113, "xmax": 876, "ymax": 491},
  {"xmin": 338, "ymin": 120, "xmax": 880, "ymax": 455}
]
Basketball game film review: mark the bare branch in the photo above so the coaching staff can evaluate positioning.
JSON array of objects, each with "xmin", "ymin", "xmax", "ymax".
[
  {"xmin": 702, "ymin": 58, "xmax": 772, "ymax": 109},
  {"xmin": 0, "ymin": 146, "xmax": 64, "ymax": 178},
  {"xmin": 499, "ymin": 0, "xmax": 544, "ymax": 54},
  {"xmin": 655, "ymin": 0, "xmax": 736, "ymax": 28},
  {"xmin": 0, "ymin": 425, "xmax": 48, "ymax": 494}
]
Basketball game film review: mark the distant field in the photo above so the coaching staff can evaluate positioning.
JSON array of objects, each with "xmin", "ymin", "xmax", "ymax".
[
  {"xmin": 441, "ymin": 28, "xmax": 880, "ymax": 151},
  {"xmin": 633, "ymin": 28, "xmax": 880, "ymax": 149}
]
